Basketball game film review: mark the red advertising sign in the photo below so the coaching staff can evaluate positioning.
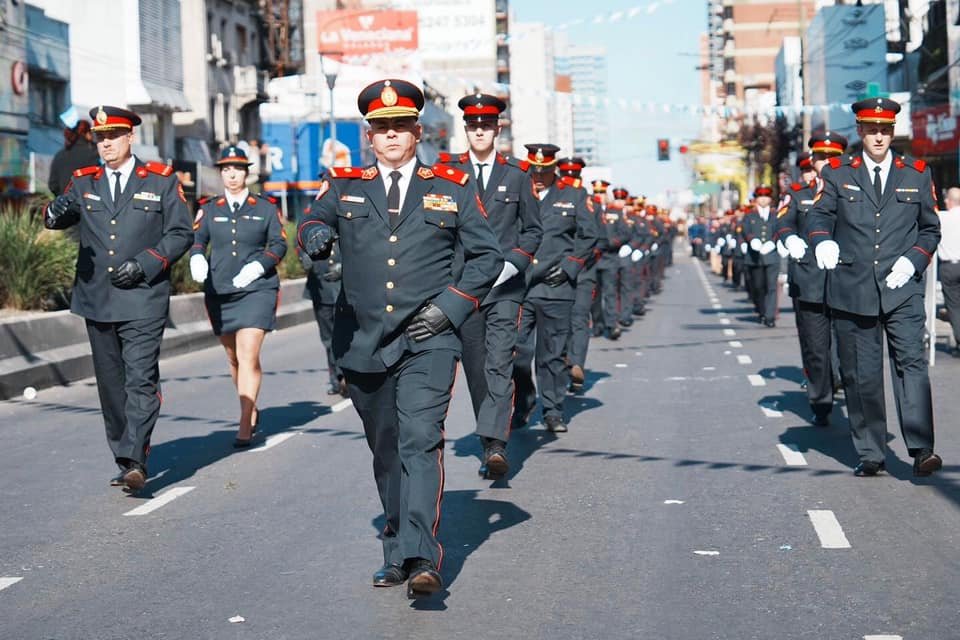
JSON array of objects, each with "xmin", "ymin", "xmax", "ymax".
[
  {"xmin": 317, "ymin": 10, "xmax": 419, "ymax": 61},
  {"xmin": 912, "ymin": 103, "xmax": 960, "ymax": 157}
]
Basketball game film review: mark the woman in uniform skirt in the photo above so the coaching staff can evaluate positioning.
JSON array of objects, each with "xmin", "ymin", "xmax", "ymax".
[{"xmin": 189, "ymin": 146, "xmax": 287, "ymax": 446}]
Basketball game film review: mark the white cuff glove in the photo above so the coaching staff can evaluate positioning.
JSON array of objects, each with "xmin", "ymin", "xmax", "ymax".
[
  {"xmin": 631, "ymin": 249, "xmax": 643, "ymax": 262},
  {"xmin": 618, "ymin": 245, "xmax": 632, "ymax": 258},
  {"xmin": 232, "ymin": 261, "xmax": 266, "ymax": 288},
  {"xmin": 493, "ymin": 261, "xmax": 520, "ymax": 287},
  {"xmin": 726, "ymin": 234, "xmax": 734, "ymax": 244},
  {"xmin": 740, "ymin": 242, "xmax": 748, "ymax": 254},
  {"xmin": 784, "ymin": 235, "xmax": 808, "ymax": 260},
  {"xmin": 189, "ymin": 254, "xmax": 208, "ymax": 283},
  {"xmin": 776, "ymin": 240, "xmax": 789, "ymax": 258},
  {"xmin": 814, "ymin": 240, "xmax": 839, "ymax": 270},
  {"xmin": 705, "ymin": 244, "xmax": 712, "ymax": 252},
  {"xmin": 651, "ymin": 242, "xmax": 659, "ymax": 252},
  {"xmin": 716, "ymin": 237, "xmax": 726, "ymax": 247},
  {"xmin": 885, "ymin": 256, "xmax": 915, "ymax": 289},
  {"xmin": 760, "ymin": 241, "xmax": 776, "ymax": 255},
  {"xmin": 750, "ymin": 238, "xmax": 762, "ymax": 252}
]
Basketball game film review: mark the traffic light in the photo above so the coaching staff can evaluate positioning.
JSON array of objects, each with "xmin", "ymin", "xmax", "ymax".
[{"xmin": 657, "ymin": 138, "xmax": 670, "ymax": 161}]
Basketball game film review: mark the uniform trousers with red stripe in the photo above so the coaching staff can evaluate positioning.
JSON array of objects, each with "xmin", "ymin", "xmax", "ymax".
[
  {"xmin": 85, "ymin": 316, "xmax": 166, "ymax": 467},
  {"xmin": 459, "ymin": 300, "xmax": 521, "ymax": 444},
  {"xmin": 344, "ymin": 348, "xmax": 457, "ymax": 569}
]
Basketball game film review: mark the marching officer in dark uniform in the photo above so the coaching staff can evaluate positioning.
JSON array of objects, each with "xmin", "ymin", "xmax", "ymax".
[
  {"xmin": 301, "ymin": 236, "xmax": 346, "ymax": 397},
  {"xmin": 441, "ymin": 93, "xmax": 542, "ymax": 478},
  {"xmin": 189, "ymin": 146, "xmax": 288, "ymax": 446},
  {"xmin": 593, "ymin": 186, "xmax": 630, "ymax": 336},
  {"xmin": 808, "ymin": 97, "xmax": 942, "ymax": 477},
  {"xmin": 775, "ymin": 136, "xmax": 846, "ymax": 426},
  {"xmin": 43, "ymin": 105, "xmax": 193, "ymax": 492},
  {"xmin": 512, "ymin": 144, "xmax": 599, "ymax": 433},
  {"xmin": 741, "ymin": 186, "xmax": 780, "ymax": 326},
  {"xmin": 297, "ymin": 79, "xmax": 502, "ymax": 597},
  {"xmin": 567, "ymin": 179, "xmax": 607, "ymax": 392}
]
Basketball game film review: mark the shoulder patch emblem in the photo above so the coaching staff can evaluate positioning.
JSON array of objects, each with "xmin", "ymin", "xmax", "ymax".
[
  {"xmin": 417, "ymin": 167, "xmax": 434, "ymax": 179},
  {"xmin": 913, "ymin": 158, "xmax": 927, "ymax": 172},
  {"xmin": 437, "ymin": 152, "xmax": 452, "ymax": 164},
  {"xmin": 361, "ymin": 166, "xmax": 379, "ymax": 180},
  {"xmin": 828, "ymin": 157, "xmax": 842, "ymax": 169},
  {"xmin": 790, "ymin": 182, "xmax": 804, "ymax": 192},
  {"xmin": 135, "ymin": 166, "xmax": 148, "ymax": 179},
  {"xmin": 850, "ymin": 156, "xmax": 862, "ymax": 169}
]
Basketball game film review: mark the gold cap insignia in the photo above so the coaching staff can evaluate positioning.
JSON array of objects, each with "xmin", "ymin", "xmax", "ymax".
[
  {"xmin": 535, "ymin": 148, "xmax": 544, "ymax": 163},
  {"xmin": 874, "ymin": 105, "xmax": 883, "ymax": 113},
  {"xmin": 381, "ymin": 86, "xmax": 398, "ymax": 107},
  {"xmin": 96, "ymin": 106, "xmax": 107, "ymax": 125}
]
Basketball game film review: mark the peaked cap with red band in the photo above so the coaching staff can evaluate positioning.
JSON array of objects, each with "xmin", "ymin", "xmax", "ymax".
[
  {"xmin": 808, "ymin": 130, "xmax": 848, "ymax": 155},
  {"xmin": 753, "ymin": 185, "xmax": 773, "ymax": 198},
  {"xmin": 524, "ymin": 143, "xmax": 560, "ymax": 168},
  {"xmin": 851, "ymin": 97, "xmax": 900, "ymax": 125},
  {"xmin": 557, "ymin": 156, "xmax": 586, "ymax": 177},
  {"xmin": 457, "ymin": 93, "xmax": 506, "ymax": 123},
  {"xmin": 358, "ymin": 79, "xmax": 424, "ymax": 120},
  {"xmin": 215, "ymin": 145, "xmax": 253, "ymax": 167},
  {"xmin": 796, "ymin": 152, "xmax": 812, "ymax": 169},
  {"xmin": 592, "ymin": 179, "xmax": 610, "ymax": 194},
  {"xmin": 89, "ymin": 105, "xmax": 142, "ymax": 132},
  {"xmin": 612, "ymin": 187, "xmax": 629, "ymax": 200}
]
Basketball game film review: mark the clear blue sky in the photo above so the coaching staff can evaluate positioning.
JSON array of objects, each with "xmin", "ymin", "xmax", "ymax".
[{"xmin": 512, "ymin": 0, "xmax": 704, "ymax": 198}]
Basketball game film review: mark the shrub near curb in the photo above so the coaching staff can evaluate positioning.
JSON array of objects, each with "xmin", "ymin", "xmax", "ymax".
[{"xmin": 0, "ymin": 202, "xmax": 77, "ymax": 310}]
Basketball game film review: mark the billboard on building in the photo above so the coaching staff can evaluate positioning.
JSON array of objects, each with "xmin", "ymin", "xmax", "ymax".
[
  {"xmin": 391, "ymin": 0, "xmax": 496, "ymax": 64},
  {"xmin": 317, "ymin": 10, "xmax": 419, "ymax": 65},
  {"xmin": 911, "ymin": 104, "xmax": 959, "ymax": 158}
]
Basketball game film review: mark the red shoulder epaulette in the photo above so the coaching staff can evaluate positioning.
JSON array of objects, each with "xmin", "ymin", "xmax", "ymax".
[
  {"xmin": 828, "ymin": 157, "xmax": 842, "ymax": 169},
  {"xmin": 458, "ymin": 152, "xmax": 469, "ymax": 164},
  {"xmin": 850, "ymin": 156, "xmax": 862, "ymax": 168},
  {"xmin": 72, "ymin": 165, "xmax": 100, "ymax": 178},
  {"xmin": 790, "ymin": 182, "xmax": 804, "ymax": 192},
  {"xmin": 216, "ymin": 197, "xmax": 226, "ymax": 206},
  {"xmin": 262, "ymin": 193, "xmax": 278, "ymax": 204},
  {"xmin": 504, "ymin": 155, "xmax": 530, "ymax": 172},
  {"xmin": 912, "ymin": 158, "xmax": 926, "ymax": 172},
  {"xmin": 197, "ymin": 196, "xmax": 212, "ymax": 205},
  {"xmin": 431, "ymin": 163, "xmax": 469, "ymax": 186},
  {"xmin": 437, "ymin": 152, "xmax": 453, "ymax": 163},
  {"xmin": 144, "ymin": 161, "xmax": 174, "ymax": 177},
  {"xmin": 247, "ymin": 195, "xmax": 257, "ymax": 205},
  {"xmin": 327, "ymin": 166, "xmax": 363, "ymax": 179}
]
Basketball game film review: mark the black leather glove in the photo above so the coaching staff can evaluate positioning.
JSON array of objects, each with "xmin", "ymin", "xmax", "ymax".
[
  {"xmin": 543, "ymin": 264, "xmax": 569, "ymax": 287},
  {"xmin": 45, "ymin": 194, "xmax": 79, "ymax": 229},
  {"xmin": 110, "ymin": 259, "xmax": 146, "ymax": 289},
  {"xmin": 406, "ymin": 302, "xmax": 452, "ymax": 342},
  {"xmin": 303, "ymin": 224, "xmax": 335, "ymax": 260},
  {"xmin": 321, "ymin": 262, "xmax": 342, "ymax": 282}
]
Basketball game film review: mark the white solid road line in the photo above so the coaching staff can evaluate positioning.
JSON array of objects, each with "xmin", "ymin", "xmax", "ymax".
[
  {"xmin": 776, "ymin": 443, "xmax": 808, "ymax": 466},
  {"xmin": 760, "ymin": 404, "xmax": 783, "ymax": 418},
  {"xmin": 720, "ymin": 318, "xmax": 731, "ymax": 325},
  {"xmin": 723, "ymin": 329, "xmax": 736, "ymax": 336},
  {"xmin": 864, "ymin": 636, "xmax": 903, "ymax": 640},
  {"xmin": 808, "ymin": 510, "xmax": 852, "ymax": 549},
  {"xmin": 747, "ymin": 374, "xmax": 766, "ymax": 386},
  {"xmin": 729, "ymin": 340, "xmax": 743, "ymax": 348},
  {"xmin": 0, "ymin": 577, "xmax": 23, "ymax": 592},
  {"xmin": 249, "ymin": 431, "xmax": 299, "ymax": 453},
  {"xmin": 737, "ymin": 354, "xmax": 752, "ymax": 364},
  {"xmin": 123, "ymin": 487, "xmax": 196, "ymax": 517},
  {"xmin": 332, "ymin": 398, "xmax": 353, "ymax": 413},
  {"xmin": 615, "ymin": 363, "xmax": 628, "ymax": 368},
  {"xmin": 712, "ymin": 303, "xmax": 722, "ymax": 309}
]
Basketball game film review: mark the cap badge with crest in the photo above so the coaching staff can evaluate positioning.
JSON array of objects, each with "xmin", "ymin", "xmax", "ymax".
[
  {"xmin": 535, "ymin": 148, "xmax": 544, "ymax": 164},
  {"xmin": 381, "ymin": 82, "xmax": 398, "ymax": 107},
  {"xmin": 96, "ymin": 106, "xmax": 108, "ymax": 125}
]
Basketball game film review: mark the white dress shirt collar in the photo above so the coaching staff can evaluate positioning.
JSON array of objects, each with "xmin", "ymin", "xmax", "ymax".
[
  {"xmin": 756, "ymin": 206, "xmax": 770, "ymax": 221},
  {"xmin": 225, "ymin": 188, "xmax": 250, "ymax": 211},
  {"xmin": 862, "ymin": 151, "xmax": 893, "ymax": 193},
  {"xmin": 377, "ymin": 156, "xmax": 418, "ymax": 210},
  {"xmin": 107, "ymin": 154, "xmax": 137, "ymax": 194}
]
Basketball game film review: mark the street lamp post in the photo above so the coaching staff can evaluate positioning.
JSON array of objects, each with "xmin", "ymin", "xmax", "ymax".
[{"xmin": 319, "ymin": 53, "xmax": 342, "ymax": 166}]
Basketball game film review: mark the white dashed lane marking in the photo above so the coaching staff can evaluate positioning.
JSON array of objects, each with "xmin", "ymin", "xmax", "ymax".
[
  {"xmin": 332, "ymin": 398, "xmax": 353, "ymax": 413},
  {"xmin": 712, "ymin": 303, "xmax": 722, "ymax": 309},
  {"xmin": 747, "ymin": 374, "xmax": 766, "ymax": 386},
  {"xmin": 729, "ymin": 341, "xmax": 743, "ymax": 348},
  {"xmin": 615, "ymin": 363, "xmax": 628, "ymax": 368},
  {"xmin": 720, "ymin": 318, "xmax": 731, "ymax": 325},
  {"xmin": 123, "ymin": 487, "xmax": 196, "ymax": 517},
  {"xmin": 864, "ymin": 636, "xmax": 902, "ymax": 640},
  {"xmin": 776, "ymin": 444, "xmax": 807, "ymax": 466},
  {"xmin": 0, "ymin": 577, "xmax": 23, "ymax": 592},
  {"xmin": 736, "ymin": 354, "xmax": 752, "ymax": 364},
  {"xmin": 249, "ymin": 431, "xmax": 299, "ymax": 453},
  {"xmin": 723, "ymin": 329, "xmax": 736, "ymax": 336},
  {"xmin": 808, "ymin": 510, "xmax": 851, "ymax": 549}
]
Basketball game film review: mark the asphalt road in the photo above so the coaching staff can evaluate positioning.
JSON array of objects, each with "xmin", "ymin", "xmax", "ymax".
[{"xmin": 1, "ymin": 249, "xmax": 958, "ymax": 639}]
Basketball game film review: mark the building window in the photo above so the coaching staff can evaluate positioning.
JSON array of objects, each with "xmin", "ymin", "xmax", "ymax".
[
  {"xmin": 28, "ymin": 76, "xmax": 66, "ymax": 127},
  {"xmin": 236, "ymin": 24, "xmax": 247, "ymax": 65}
]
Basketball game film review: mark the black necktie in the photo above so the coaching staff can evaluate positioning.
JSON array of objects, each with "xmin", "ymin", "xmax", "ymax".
[
  {"xmin": 387, "ymin": 170, "xmax": 401, "ymax": 224},
  {"xmin": 232, "ymin": 201, "xmax": 240, "ymax": 213},
  {"xmin": 476, "ymin": 163, "xmax": 487, "ymax": 195},
  {"xmin": 113, "ymin": 171, "xmax": 122, "ymax": 204},
  {"xmin": 873, "ymin": 166, "xmax": 882, "ymax": 202}
]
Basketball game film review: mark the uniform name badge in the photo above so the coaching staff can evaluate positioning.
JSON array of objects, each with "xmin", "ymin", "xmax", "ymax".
[
  {"xmin": 133, "ymin": 191, "xmax": 161, "ymax": 202},
  {"xmin": 423, "ymin": 193, "xmax": 458, "ymax": 213}
]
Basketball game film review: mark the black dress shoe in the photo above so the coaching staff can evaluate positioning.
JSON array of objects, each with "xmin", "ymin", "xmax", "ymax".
[
  {"xmin": 481, "ymin": 439, "xmax": 509, "ymax": 478},
  {"xmin": 372, "ymin": 563, "xmax": 408, "ymax": 587},
  {"xmin": 913, "ymin": 450, "xmax": 943, "ymax": 477},
  {"xmin": 406, "ymin": 559, "xmax": 442, "ymax": 599},
  {"xmin": 619, "ymin": 317, "xmax": 633, "ymax": 327},
  {"xmin": 122, "ymin": 463, "xmax": 148, "ymax": 492},
  {"xmin": 633, "ymin": 307, "xmax": 646, "ymax": 316},
  {"xmin": 764, "ymin": 319, "xmax": 776, "ymax": 328},
  {"xmin": 544, "ymin": 415, "xmax": 568, "ymax": 433},
  {"xmin": 853, "ymin": 460, "xmax": 885, "ymax": 477},
  {"xmin": 811, "ymin": 413, "xmax": 830, "ymax": 427},
  {"xmin": 605, "ymin": 326, "xmax": 621, "ymax": 340}
]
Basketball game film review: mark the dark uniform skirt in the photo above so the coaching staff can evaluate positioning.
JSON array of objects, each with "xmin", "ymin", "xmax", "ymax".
[{"xmin": 205, "ymin": 288, "xmax": 280, "ymax": 336}]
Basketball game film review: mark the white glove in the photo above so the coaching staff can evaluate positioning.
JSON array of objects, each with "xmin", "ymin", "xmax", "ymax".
[
  {"xmin": 716, "ymin": 237, "xmax": 726, "ymax": 248},
  {"xmin": 189, "ymin": 254, "xmax": 208, "ymax": 283},
  {"xmin": 631, "ymin": 249, "xmax": 643, "ymax": 262},
  {"xmin": 885, "ymin": 256, "xmax": 915, "ymax": 289},
  {"xmin": 232, "ymin": 261, "xmax": 265, "ymax": 288},
  {"xmin": 760, "ymin": 241, "xmax": 776, "ymax": 255},
  {"xmin": 711, "ymin": 245, "xmax": 721, "ymax": 255},
  {"xmin": 784, "ymin": 235, "xmax": 807, "ymax": 260},
  {"xmin": 740, "ymin": 242, "xmax": 748, "ymax": 254},
  {"xmin": 776, "ymin": 240, "xmax": 789, "ymax": 258},
  {"xmin": 493, "ymin": 261, "xmax": 520, "ymax": 287},
  {"xmin": 618, "ymin": 245, "xmax": 632, "ymax": 258},
  {"xmin": 814, "ymin": 240, "xmax": 839, "ymax": 270},
  {"xmin": 651, "ymin": 242, "xmax": 659, "ymax": 252},
  {"xmin": 750, "ymin": 238, "xmax": 762, "ymax": 252},
  {"xmin": 726, "ymin": 234, "xmax": 734, "ymax": 244},
  {"xmin": 705, "ymin": 244, "xmax": 712, "ymax": 252}
]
